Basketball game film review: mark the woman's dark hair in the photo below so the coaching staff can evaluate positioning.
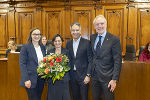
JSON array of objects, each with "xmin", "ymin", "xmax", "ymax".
[
  {"xmin": 144, "ymin": 42, "xmax": 150, "ymax": 54},
  {"xmin": 27, "ymin": 28, "xmax": 42, "ymax": 44},
  {"xmin": 52, "ymin": 34, "xmax": 64, "ymax": 44}
]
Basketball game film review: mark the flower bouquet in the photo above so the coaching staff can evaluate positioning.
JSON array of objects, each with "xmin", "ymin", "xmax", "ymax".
[{"xmin": 37, "ymin": 53, "xmax": 70, "ymax": 83}]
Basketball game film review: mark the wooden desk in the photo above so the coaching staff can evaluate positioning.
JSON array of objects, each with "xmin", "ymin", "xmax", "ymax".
[
  {"xmin": 7, "ymin": 53, "xmax": 47, "ymax": 100},
  {"xmin": 0, "ymin": 58, "xmax": 7, "ymax": 100},
  {"xmin": 115, "ymin": 61, "xmax": 150, "ymax": 100},
  {"xmin": 0, "ymin": 53, "xmax": 150, "ymax": 100}
]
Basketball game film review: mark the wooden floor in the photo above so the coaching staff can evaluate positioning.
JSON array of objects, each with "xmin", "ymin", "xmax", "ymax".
[{"xmin": 0, "ymin": 53, "xmax": 150, "ymax": 100}]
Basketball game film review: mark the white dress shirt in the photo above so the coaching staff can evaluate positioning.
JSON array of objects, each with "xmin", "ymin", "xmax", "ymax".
[
  {"xmin": 34, "ymin": 46, "xmax": 43, "ymax": 64},
  {"xmin": 73, "ymin": 36, "xmax": 81, "ymax": 70}
]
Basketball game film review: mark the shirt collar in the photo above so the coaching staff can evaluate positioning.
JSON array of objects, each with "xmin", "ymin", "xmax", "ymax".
[
  {"xmin": 73, "ymin": 36, "xmax": 81, "ymax": 42},
  {"xmin": 97, "ymin": 31, "xmax": 107, "ymax": 38}
]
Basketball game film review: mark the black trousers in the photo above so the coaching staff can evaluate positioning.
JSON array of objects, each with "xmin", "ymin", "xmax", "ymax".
[
  {"xmin": 25, "ymin": 77, "xmax": 44, "ymax": 100},
  {"xmin": 70, "ymin": 71, "xmax": 89, "ymax": 100},
  {"xmin": 91, "ymin": 70, "xmax": 114, "ymax": 100}
]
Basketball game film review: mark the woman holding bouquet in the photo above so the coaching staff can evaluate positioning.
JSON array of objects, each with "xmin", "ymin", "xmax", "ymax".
[
  {"xmin": 47, "ymin": 34, "xmax": 71, "ymax": 100},
  {"xmin": 19, "ymin": 28, "xmax": 46, "ymax": 100}
]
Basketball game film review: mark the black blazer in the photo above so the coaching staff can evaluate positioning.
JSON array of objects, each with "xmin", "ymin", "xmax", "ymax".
[
  {"xmin": 90, "ymin": 32, "xmax": 122, "ymax": 82},
  {"xmin": 19, "ymin": 43, "xmax": 46, "ymax": 88},
  {"xmin": 47, "ymin": 48, "xmax": 70, "ymax": 82},
  {"xmin": 66, "ymin": 37, "xmax": 92, "ymax": 81}
]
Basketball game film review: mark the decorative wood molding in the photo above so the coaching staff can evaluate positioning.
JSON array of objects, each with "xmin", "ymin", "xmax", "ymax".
[
  {"xmin": 8, "ymin": 8, "xmax": 16, "ymax": 12},
  {"xmin": 9, "ymin": 37, "xmax": 16, "ymax": 40},
  {"xmin": 126, "ymin": 4, "xmax": 135, "ymax": 8},
  {"xmin": 0, "ymin": 4, "xmax": 9, "ymax": 8},
  {"xmin": 16, "ymin": 2, "xmax": 36, "ymax": 7},
  {"xmin": 64, "ymin": 6, "xmax": 72, "ymax": 10},
  {"xmin": 94, "ymin": 5, "xmax": 103, "ymax": 10},
  {"xmin": 129, "ymin": 0, "xmax": 135, "ymax": 2},
  {"xmin": 36, "ymin": 7, "xmax": 43, "ymax": 12}
]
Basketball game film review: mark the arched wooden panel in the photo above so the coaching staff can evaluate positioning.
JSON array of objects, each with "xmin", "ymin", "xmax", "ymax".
[
  {"xmin": 15, "ymin": 8, "xmax": 35, "ymax": 44},
  {"xmin": 138, "ymin": 8, "xmax": 150, "ymax": 48},
  {"xmin": 104, "ymin": 6, "xmax": 127, "ymax": 54},
  {"xmin": 0, "ymin": 11, "xmax": 8, "ymax": 49},
  {"xmin": 71, "ymin": 7, "xmax": 95, "ymax": 40},
  {"xmin": 43, "ymin": 8, "xmax": 64, "ymax": 40},
  {"xmin": 106, "ymin": 10, "xmax": 122, "ymax": 38}
]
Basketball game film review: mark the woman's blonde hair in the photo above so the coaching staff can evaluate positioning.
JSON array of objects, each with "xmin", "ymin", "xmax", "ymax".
[{"xmin": 8, "ymin": 41, "xmax": 17, "ymax": 50}]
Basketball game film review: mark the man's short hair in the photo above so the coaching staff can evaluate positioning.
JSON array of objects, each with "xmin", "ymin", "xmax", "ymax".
[
  {"xmin": 70, "ymin": 22, "xmax": 81, "ymax": 30},
  {"xmin": 93, "ymin": 15, "xmax": 107, "ymax": 25}
]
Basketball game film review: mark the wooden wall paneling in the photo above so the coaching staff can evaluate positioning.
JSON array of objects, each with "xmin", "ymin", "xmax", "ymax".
[
  {"xmin": 95, "ymin": 4, "xmax": 104, "ymax": 34},
  {"xmin": 15, "ymin": 8, "xmax": 35, "ymax": 44},
  {"xmin": 0, "ymin": 9, "xmax": 8, "ymax": 49},
  {"xmin": 115, "ymin": 0, "xmax": 128, "ymax": 3},
  {"xmin": 100, "ymin": 0, "xmax": 128, "ymax": 3},
  {"xmin": 8, "ymin": 7, "xmax": 16, "ymax": 42},
  {"xmin": 127, "ymin": 4, "xmax": 137, "ymax": 49},
  {"xmin": 63, "ymin": 6, "xmax": 72, "ymax": 45},
  {"xmin": 134, "ymin": 0, "xmax": 150, "ymax": 2},
  {"xmin": 34, "ymin": 7, "xmax": 43, "ymax": 32},
  {"xmin": 43, "ymin": 7, "xmax": 64, "ymax": 41},
  {"xmin": 137, "ymin": 8, "xmax": 150, "ymax": 49},
  {"xmin": 104, "ymin": 5, "xmax": 127, "ymax": 54},
  {"xmin": 104, "ymin": 0, "xmax": 115, "ymax": 3},
  {"xmin": 95, "ymin": 4, "xmax": 104, "ymax": 16},
  {"xmin": 71, "ymin": 6, "xmax": 95, "ymax": 39}
]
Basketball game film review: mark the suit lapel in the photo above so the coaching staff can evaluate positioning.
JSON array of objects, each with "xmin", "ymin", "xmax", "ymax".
[
  {"xmin": 91, "ymin": 34, "xmax": 98, "ymax": 54},
  {"xmin": 101, "ymin": 32, "xmax": 111, "ymax": 48},
  {"xmin": 40, "ymin": 45, "xmax": 46, "ymax": 57},
  {"xmin": 29, "ymin": 43, "xmax": 38, "ymax": 64},
  {"xmin": 100, "ymin": 32, "xmax": 112, "ymax": 56},
  {"xmin": 75, "ymin": 37, "xmax": 83, "ymax": 58},
  {"xmin": 70, "ymin": 40, "xmax": 75, "ymax": 58}
]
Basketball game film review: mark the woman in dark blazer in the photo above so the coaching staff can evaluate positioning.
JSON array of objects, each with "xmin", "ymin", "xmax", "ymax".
[
  {"xmin": 19, "ymin": 28, "xmax": 46, "ymax": 100},
  {"xmin": 47, "ymin": 34, "xmax": 71, "ymax": 100}
]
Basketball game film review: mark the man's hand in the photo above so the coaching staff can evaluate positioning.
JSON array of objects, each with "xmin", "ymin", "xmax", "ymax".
[
  {"xmin": 108, "ymin": 80, "xmax": 117, "ymax": 92},
  {"xmin": 25, "ymin": 80, "xmax": 31, "ymax": 88},
  {"xmin": 84, "ymin": 76, "xmax": 90, "ymax": 84}
]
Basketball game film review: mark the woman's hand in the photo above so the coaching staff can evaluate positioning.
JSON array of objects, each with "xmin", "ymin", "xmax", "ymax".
[{"xmin": 25, "ymin": 80, "xmax": 31, "ymax": 88}]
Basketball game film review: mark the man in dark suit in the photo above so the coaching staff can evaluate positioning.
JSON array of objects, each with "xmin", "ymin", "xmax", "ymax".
[
  {"xmin": 89, "ymin": 15, "xmax": 122, "ymax": 100},
  {"xmin": 66, "ymin": 22, "xmax": 92, "ymax": 100}
]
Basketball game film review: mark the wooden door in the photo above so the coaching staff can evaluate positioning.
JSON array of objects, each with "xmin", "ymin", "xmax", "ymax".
[
  {"xmin": 137, "ymin": 8, "xmax": 150, "ymax": 49},
  {"xmin": 71, "ymin": 6, "xmax": 95, "ymax": 40},
  {"xmin": 15, "ymin": 7, "xmax": 42, "ymax": 44},
  {"xmin": 0, "ymin": 9, "xmax": 8, "ymax": 49},
  {"xmin": 43, "ymin": 7, "xmax": 64, "ymax": 40},
  {"xmin": 96, "ymin": 5, "xmax": 127, "ymax": 54}
]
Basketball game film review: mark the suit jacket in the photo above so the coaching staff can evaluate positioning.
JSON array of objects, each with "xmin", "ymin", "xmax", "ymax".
[
  {"xmin": 19, "ymin": 43, "xmax": 46, "ymax": 88},
  {"xmin": 47, "ymin": 47, "xmax": 70, "ymax": 82},
  {"xmin": 66, "ymin": 37, "xmax": 92, "ymax": 81},
  {"xmin": 90, "ymin": 32, "xmax": 122, "ymax": 82}
]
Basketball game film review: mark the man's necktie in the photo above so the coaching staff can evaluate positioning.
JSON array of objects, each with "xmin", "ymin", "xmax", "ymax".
[{"xmin": 96, "ymin": 36, "xmax": 102, "ymax": 55}]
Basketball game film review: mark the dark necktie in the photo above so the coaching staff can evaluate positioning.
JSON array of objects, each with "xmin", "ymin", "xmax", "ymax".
[{"xmin": 96, "ymin": 36, "xmax": 102, "ymax": 55}]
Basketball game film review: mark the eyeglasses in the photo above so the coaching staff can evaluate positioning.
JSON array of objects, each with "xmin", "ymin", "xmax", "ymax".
[
  {"xmin": 71, "ymin": 29, "xmax": 80, "ymax": 32},
  {"xmin": 32, "ymin": 34, "xmax": 41, "ymax": 36},
  {"xmin": 95, "ymin": 23, "xmax": 105, "ymax": 26}
]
